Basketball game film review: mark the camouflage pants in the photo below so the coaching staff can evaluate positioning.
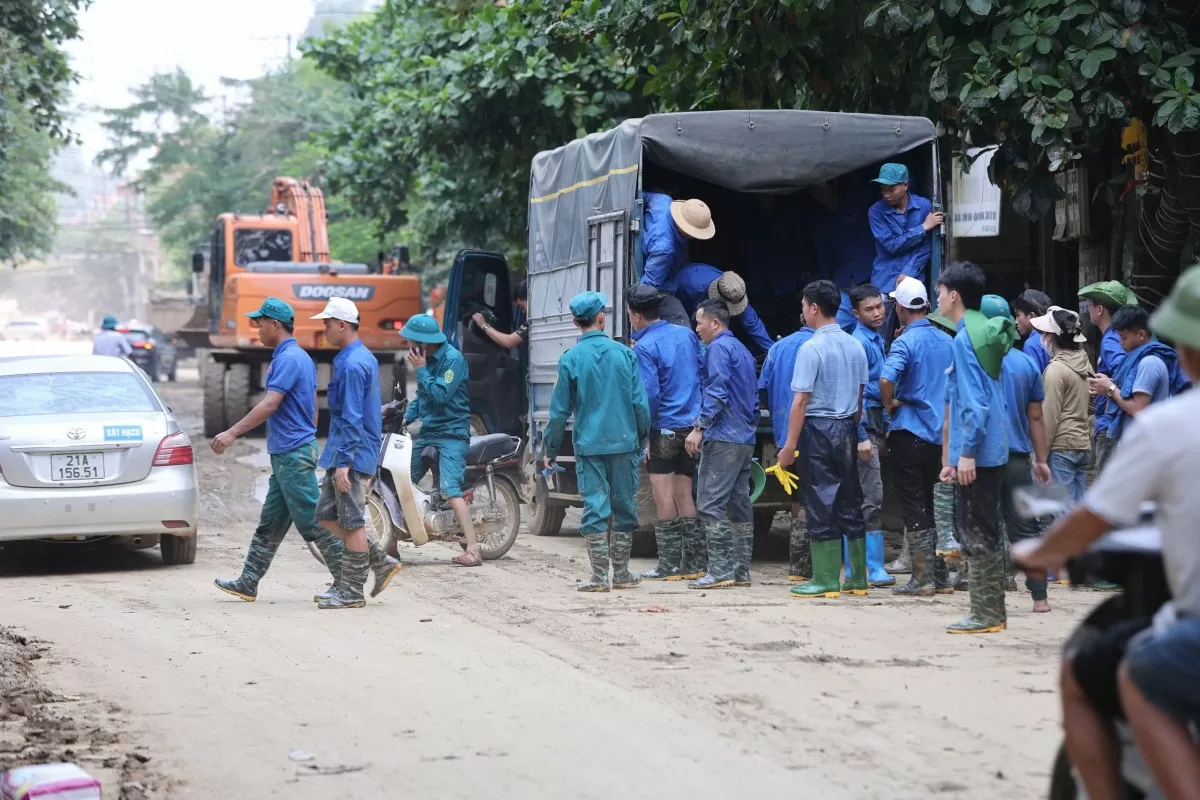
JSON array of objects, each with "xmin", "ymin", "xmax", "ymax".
[{"xmin": 933, "ymin": 480, "xmax": 959, "ymax": 555}]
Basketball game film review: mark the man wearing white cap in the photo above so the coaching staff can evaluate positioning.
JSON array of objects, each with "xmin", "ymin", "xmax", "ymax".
[
  {"xmin": 641, "ymin": 191, "xmax": 717, "ymax": 328},
  {"xmin": 310, "ymin": 297, "xmax": 383, "ymax": 609}
]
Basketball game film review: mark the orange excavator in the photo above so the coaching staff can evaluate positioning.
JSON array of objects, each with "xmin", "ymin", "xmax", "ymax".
[{"xmin": 180, "ymin": 177, "xmax": 422, "ymax": 436}]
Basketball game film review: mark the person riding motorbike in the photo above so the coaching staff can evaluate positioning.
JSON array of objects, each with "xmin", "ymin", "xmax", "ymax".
[
  {"xmin": 1014, "ymin": 264, "xmax": 1200, "ymax": 800},
  {"xmin": 92, "ymin": 315, "xmax": 132, "ymax": 358}
]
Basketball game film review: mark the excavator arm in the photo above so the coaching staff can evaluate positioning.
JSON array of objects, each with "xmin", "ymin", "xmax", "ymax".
[{"xmin": 268, "ymin": 177, "xmax": 329, "ymax": 263}]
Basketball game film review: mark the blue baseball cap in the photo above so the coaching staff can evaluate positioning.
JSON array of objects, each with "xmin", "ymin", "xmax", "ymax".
[
  {"xmin": 981, "ymin": 294, "xmax": 1013, "ymax": 321},
  {"xmin": 871, "ymin": 163, "xmax": 910, "ymax": 186},
  {"xmin": 569, "ymin": 291, "xmax": 607, "ymax": 323},
  {"xmin": 101, "ymin": 315, "xmax": 119, "ymax": 330},
  {"xmin": 245, "ymin": 297, "xmax": 295, "ymax": 325},
  {"xmin": 400, "ymin": 313, "xmax": 447, "ymax": 344}
]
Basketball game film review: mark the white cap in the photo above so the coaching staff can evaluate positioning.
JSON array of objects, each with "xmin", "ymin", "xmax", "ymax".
[
  {"xmin": 890, "ymin": 276, "xmax": 929, "ymax": 310},
  {"xmin": 311, "ymin": 296, "xmax": 360, "ymax": 324}
]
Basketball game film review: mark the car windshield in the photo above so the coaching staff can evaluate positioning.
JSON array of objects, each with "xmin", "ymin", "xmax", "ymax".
[{"xmin": 0, "ymin": 372, "xmax": 161, "ymax": 418}]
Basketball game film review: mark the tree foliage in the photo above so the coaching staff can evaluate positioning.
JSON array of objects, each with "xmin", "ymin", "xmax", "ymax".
[
  {"xmin": 96, "ymin": 63, "xmax": 392, "ymax": 280},
  {"xmin": 305, "ymin": 0, "xmax": 1199, "ymax": 266},
  {"xmin": 0, "ymin": 0, "xmax": 89, "ymax": 263}
]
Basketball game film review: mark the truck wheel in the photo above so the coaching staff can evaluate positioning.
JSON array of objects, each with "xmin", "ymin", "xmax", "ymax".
[
  {"xmin": 528, "ymin": 489, "xmax": 566, "ymax": 537},
  {"xmin": 161, "ymin": 534, "xmax": 197, "ymax": 566},
  {"xmin": 224, "ymin": 362, "xmax": 253, "ymax": 430},
  {"xmin": 202, "ymin": 359, "xmax": 228, "ymax": 437}
]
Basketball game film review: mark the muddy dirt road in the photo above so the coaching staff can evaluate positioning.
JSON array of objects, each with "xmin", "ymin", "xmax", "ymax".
[{"xmin": 0, "ymin": 362, "xmax": 1097, "ymax": 798}]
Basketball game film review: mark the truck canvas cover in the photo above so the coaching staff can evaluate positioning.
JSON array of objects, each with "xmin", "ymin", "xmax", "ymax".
[{"xmin": 527, "ymin": 110, "xmax": 938, "ymax": 277}]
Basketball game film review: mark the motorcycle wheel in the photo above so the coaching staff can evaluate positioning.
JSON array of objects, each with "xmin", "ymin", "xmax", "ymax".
[
  {"xmin": 464, "ymin": 474, "xmax": 521, "ymax": 560},
  {"xmin": 306, "ymin": 491, "xmax": 395, "ymax": 564}
]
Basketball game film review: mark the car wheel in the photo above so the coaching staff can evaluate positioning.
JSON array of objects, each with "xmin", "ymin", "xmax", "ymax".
[{"xmin": 161, "ymin": 534, "xmax": 197, "ymax": 565}]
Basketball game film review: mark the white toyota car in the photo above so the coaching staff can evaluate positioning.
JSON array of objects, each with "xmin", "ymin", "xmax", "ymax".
[{"xmin": 0, "ymin": 354, "xmax": 199, "ymax": 563}]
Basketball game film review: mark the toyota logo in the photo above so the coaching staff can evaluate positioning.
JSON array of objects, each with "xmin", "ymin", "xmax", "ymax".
[{"xmin": 66, "ymin": 428, "xmax": 86, "ymax": 440}]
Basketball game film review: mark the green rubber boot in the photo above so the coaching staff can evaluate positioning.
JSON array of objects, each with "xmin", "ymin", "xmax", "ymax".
[
  {"xmin": 788, "ymin": 516, "xmax": 811, "ymax": 583},
  {"xmin": 672, "ymin": 516, "xmax": 706, "ymax": 580},
  {"xmin": 642, "ymin": 518, "xmax": 683, "ymax": 580},
  {"xmin": 610, "ymin": 531, "xmax": 641, "ymax": 589},
  {"xmin": 317, "ymin": 549, "xmax": 368, "ymax": 609},
  {"xmin": 689, "ymin": 521, "xmax": 735, "ymax": 589},
  {"xmin": 894, "ymin": 529, "xmax": 936, "ymax": 597},
  {"xmin": 947, "ymin": 552, "xmax": 1007, "ymax": 634},
  {"xmin": 579, "ymin": 533, "xmax": 611, "ymax": 592},
  {"xmin": 791, "ymin": 539, "xmax": 842, "ymax": 598},
  {"xmin": 732, "ymin": 521, "xmax": 754, "ymax": 587},
  {"xmin": 842, "ymin": 536, "xmax": 869, "ymax": 596}
]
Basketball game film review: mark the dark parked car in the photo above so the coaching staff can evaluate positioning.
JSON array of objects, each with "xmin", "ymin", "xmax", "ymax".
[{"xmin": 119, "ymin": 324, "xmax": 179, "ymax": 382}]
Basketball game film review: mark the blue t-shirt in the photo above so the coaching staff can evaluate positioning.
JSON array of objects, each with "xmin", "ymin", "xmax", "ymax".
[
  {"xmin": 319, "ymin": 339, "xmax": 382, "ymax": 474},
  {"xmin": 791, "ymin": 324, "xmax": 869, "ymax": 419},
  {"xmin": 265, "ymin": 338, "xmax": 317, "ymax": 455},
  {"xmin": 999, "ymin": 348, "xmax": 1045, "ymax": 455},
  {"xmin": 880, "ymin": 318, "xmax": 953, "ymax": 445},
  {"xmin": 1132, "ymin": 355, "xmax": 1171, "ymax": 403}
]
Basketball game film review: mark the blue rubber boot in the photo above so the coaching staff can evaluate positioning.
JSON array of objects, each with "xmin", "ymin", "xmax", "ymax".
[{"xmin": 866, "ymin": 531, "xmax": 895, "ymax": 587}]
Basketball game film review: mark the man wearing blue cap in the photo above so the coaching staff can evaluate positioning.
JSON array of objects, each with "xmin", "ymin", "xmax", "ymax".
[
  {"xmin": 544, "ymin": 291, "xmax": 651, "ymax": 592},
  {"xmin": 92, "ymin": 315, "xmax": 133, "ymax": 358},
  {"xmin": 212, "ymin": 298, "xmax": 401, "ymax": 603},
  {"xmin": 398, "ymin": 311, "xmax": 481, "ymax": 567}
]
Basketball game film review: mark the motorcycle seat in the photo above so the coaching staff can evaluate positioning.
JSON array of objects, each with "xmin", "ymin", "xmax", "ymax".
[{"xmin": 467, "ymin": 433, "xmax": 516, "ymax": 466}]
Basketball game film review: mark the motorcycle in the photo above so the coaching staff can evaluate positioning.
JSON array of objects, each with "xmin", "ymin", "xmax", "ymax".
[
  {"xmin": 1014, "ymin": 488, "xmax": 1178, "ymax": 800},
  {"xmin": 367, "ymin": 393, "xmax": 524, "ymax": 561}
]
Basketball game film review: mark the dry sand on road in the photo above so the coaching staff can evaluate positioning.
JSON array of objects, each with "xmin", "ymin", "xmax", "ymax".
[{"xmin": 0, "ymin": 368, "xmax": 1097, "ymax": 799}]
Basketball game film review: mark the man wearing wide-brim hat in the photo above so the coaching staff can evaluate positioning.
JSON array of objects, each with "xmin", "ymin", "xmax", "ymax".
[
  {"xmin": 675, "ymin": 262, "xmax": 774, "ymax": 353},
  {"xmin": 640, "ymin": 191, "xmax": 716, "ymax": 328},
  {"xmin": 1015, "ymin": 263, "xmax": 1200, "ymax": 799}
]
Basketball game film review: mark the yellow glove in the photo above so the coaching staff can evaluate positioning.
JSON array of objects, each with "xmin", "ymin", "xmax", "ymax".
[{"xmin": 764, "ymin": 459, "xmax": 799, "ymax": 496}]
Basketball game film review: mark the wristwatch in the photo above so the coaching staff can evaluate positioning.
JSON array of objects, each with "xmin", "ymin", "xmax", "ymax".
[{"xmin": 1106, "ymin": 384, "xmax": 1117, "ymax": 398}]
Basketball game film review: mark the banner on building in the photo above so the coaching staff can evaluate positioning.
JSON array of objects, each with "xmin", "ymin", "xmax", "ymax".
[{"xmin": 952, "ymin": 147, "xmax": 1001, "ymax": 238}]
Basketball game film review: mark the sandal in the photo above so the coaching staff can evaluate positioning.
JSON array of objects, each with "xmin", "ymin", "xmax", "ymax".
[{"xmin": 452, "ymin": 551, "xmax": 483, "ymax": 567}]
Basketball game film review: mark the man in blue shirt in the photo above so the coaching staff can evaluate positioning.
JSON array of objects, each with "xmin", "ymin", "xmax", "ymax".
[
  {"xmin": 92, "ymin": 315, "xmax": 133, "ymax": 358},
  {"xmin": 626, "ymin": 285, "xmax": 704, "ymax": 581},
  {"xmin": 879, "ymin": 278, "xmax": 953, "ymax": 597},
  {"xmin": 1078, "ymin": 281, "xmax": 1139, "ymax": 472},
  {"xmin": 868, "ymin": 163, "xmax": 943, "ymax": 345},
  {"xmin": 641, "ymin": 193, "xmax": 715, "ymax": 328},
  {"xmin": 759, "ymin": 314, "xmax": 815, "ymax": 581},
  {"xmin": 685, "ymin": 300, "xmax": 759, "ymax": 589},
  {"xmin": 212, "ymin": 298, "xmax": 399, "ymax": 603},
  {"xmin": 312, "ymin": 297, "xmax": 384, "ymax": 609},
  {"xmin": 981, "ymin": 295, "xmax": 1053, "ymax": 613},
  {"xmin": 1089, "ymin": 304, "xmax": 1188, "ymax": 443},
  {"xmin": 849, "ymin": 285, "xmax": 892, "ymax": 587},
  {"xmin": 1011, "ymin": 289, "xmax": 1053, "ymax": 373},
  {"xmin": 545, "ymin": 292, "xmax": 651, "ymax": 592},
  {"xmin": 777, "ymin": 280, "xmax": 870, "ymax": 598},
  {"xmin": 400, "ymin": 312, "xmax": 481, "ymax": 568},
  {"xmin": 938, "ymin": 262, "xmax": 1017, "ymax": 634},
  {"xmin": 675, "ymin": 263, "xmax": 774, "ymax": 353}
]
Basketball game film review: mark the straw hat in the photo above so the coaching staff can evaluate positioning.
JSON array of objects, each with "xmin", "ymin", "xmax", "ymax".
[
  {"xmin": 669, "ymin": 199, "xmax": 716, "ymax": 240},
  {"xmin": 708, "ymin": 271, "xmax": 749, "ymax": 315}
]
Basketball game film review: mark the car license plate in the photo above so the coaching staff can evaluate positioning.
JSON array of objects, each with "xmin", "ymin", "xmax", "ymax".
[{"xmin": 51, "ymin": 452, "xmax": 105, "ymax": 481}]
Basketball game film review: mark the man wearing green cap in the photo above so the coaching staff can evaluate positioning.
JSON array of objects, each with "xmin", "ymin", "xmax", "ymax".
[
  {"xmin": 980, "ymin": 294, "xmax": 1052, "ymax": 612},
  {"xmin": 92, "ymin": 315, "xmax": 133, "ymax": 358},
  {"xmin": 398, "ymin": 312, "xmax": 481, "ymax": 567},
  {"xmin": 545, "ymin": 291, "xmax": 650, "ymax": 592},
  {"xmin": 212, "ymin": 297, "xmax": 401, "ymax": 603},
  {"xmin": 1078, "ymin": 280, "xmax": 1139, "ymax": 472},
  {"xmin": 1016, "ymin": 264, "xmax": 1200, "ymax": 800},
  {"xmin": 937, "ymin": 262, "xmax": 1017, "ymax": 634}
]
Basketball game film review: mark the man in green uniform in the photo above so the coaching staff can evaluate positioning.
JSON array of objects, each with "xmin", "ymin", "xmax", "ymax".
[
  {"xmin": 399, "ymin": 314, "xmax": 482, "ymax": 566},
  {"xmin": 544, "ymin": 292, "xmax": 651, "ymax": 592}
]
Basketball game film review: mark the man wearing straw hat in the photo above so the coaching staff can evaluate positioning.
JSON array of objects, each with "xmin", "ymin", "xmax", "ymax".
[
  {"xmin": 641, "ymin": 193, "xmax": 717, "ymax": 328},
  {"xmin": 675, "ymin": 262, "xmax": 774, "ymax": 353}
]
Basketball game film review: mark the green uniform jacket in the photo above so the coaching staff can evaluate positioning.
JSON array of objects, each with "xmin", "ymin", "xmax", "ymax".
[
  {"xmin": 403, "ymin": 342, "xmax": 471, "ymax": 441},
  {"xmin": 545, "ymin": 330, "xmax": 651, "ymax": 459}
]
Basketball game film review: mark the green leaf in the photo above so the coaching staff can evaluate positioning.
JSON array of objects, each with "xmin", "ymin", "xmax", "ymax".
[
  {"xmin": 1060, "ymin": 3, "xmax": 1092, "ymax": 20},
  {"xmin": 1177, "ymin": 67, "xmax": 1196, "ymax": 90},
  {"xmin": 1123, "ymin": 0, "xmax": 1145, "ymax": 21},
  {"xmin": 1036, "ymin": 36, "xmax": 1054, "ymax": 54},
  {"xmin": 1045, "ymin": 113, "xmax": 1068, "ymax": 129},
  {"xmin": 1081, "ymin": 52, "xmax": 1101, "ymax": 78},
  {"xmin": 1154, "ymin": 97, "xmax": 1181, "ymax": 127},
  {"xmin": 680, "ymin": 0, "xmax": 689, "ymax": 14},
  {"xmin": 1056, "ymin": 88, "xmax": 1075, "ymax": 101},
  {"xmin": 965, "ymin": 0, "xmax": 992, "ymax": 15},
  {"xmin": 1162, "ymin": 54, "xmax": 1196, "ymax": 70},
  {"xmin": 1010, "ymin": 18, "xmax": 1032, "ymax": 36},
  {"xmin": 941, "ymin": 0, "xmax": 963, "ymax": 14},
  {"xmin": 1043, "ymin": 16, "xmax": 1061, "ymax": 35},
  {"xmin": 1018, "ymin": 66, "xmax": 1034, "ymax": 82},
  {"xmin": 968, "ymin": 40, "xmax": 988, "ymax": 56},
  {"xmin": 1184, "ymin": 101, "xmax": 1200, "ymax": 130},
  {"xmin": 999, "ymin": 70, "xmax": 1020, "ymax": 99},
  {"xmin": 1093, "ymin": 47, "xmax": 1117, "ymax": 63}
]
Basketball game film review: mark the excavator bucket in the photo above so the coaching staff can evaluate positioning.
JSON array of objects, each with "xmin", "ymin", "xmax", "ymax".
[{"xmin": 177, "ymin": 303, "xmax": 212, "ymax": 349}]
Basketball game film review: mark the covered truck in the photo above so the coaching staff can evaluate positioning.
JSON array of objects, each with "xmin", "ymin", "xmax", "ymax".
[{"xmin": 442, "ymin": 110, "xmax": 944, "ymax": 541}]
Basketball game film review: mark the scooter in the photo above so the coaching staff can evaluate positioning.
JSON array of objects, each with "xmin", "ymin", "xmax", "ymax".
[
  {"xmin": 369, "ymin": 393, "xmax": 524, "ymax": 561},
  {"xmin": 1014, "ymin": 489, "xmax": 1178, "ymax": 800}
]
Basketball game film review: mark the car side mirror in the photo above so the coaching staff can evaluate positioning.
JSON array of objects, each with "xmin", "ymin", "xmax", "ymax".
[{"xmin": 191, "ymin": 252, "xmax": 205, "ymax": 274}]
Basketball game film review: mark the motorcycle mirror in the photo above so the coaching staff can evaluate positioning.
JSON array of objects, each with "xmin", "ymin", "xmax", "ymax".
[{"xmin": 191, "ymin": 252, "xmax": 205, "ymax": 273}]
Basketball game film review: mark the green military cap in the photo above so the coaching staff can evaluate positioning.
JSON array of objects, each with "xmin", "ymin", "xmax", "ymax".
[
  {"xmin": 980, "ymin": 294, "xmax": 1013, "ymax": 321},
  {"xmin": 1150, "ymin": 264, "xmax": 1200, "ymax": 349},
  {"xmin": 1078, "ymin": 280, "xmax": 1139, "ymax": 310},
  {"xmin": 245, "ymin": 297, "xmax": 295, "ymax": 325},
  {"xmin": 569, "ymin": 291, "xmax": 607, "ymax": 323}
]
